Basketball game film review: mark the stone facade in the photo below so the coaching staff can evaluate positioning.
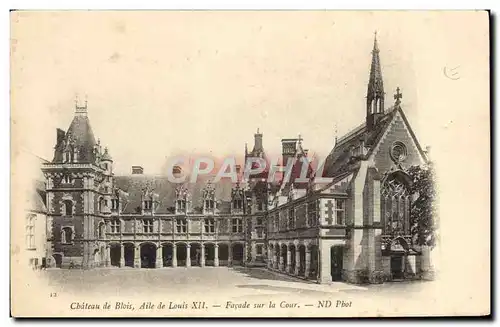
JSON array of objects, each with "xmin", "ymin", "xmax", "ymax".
[{"xmin": 39, "ymin": 35, "xmax": 434, "ymax": 284}]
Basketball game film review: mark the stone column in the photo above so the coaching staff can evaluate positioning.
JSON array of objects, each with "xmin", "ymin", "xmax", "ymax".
[
  {"xmin": 200, "ymin": 244, "xmax": 205, "ymax": 267},
  {"xmin": 295, "ymin": 248, "xmax": 300, "ymax": 275},
  {"xmin": 228, "ymin": 244, "xmax": 233, "ymax": 267},
  {"xmin": 172, "ymin": 244, "xmax": 177, "ymax": 268},
  {"xmin": 273, "ymin": 251, "xmax": 278, "ymax": 269},
  {"xmin": 243, "ymin": 244, "xmax": 248, "ymax": 264},
  {"xmin": 120, "ymin": 244, "xmax": 125, "ymax": 267},
  {"xmin": 251, "ymin": 241, "xmax": 256, "ymax": 263},
  {"xmin": 279, "ymin": 251, "xmax": 284, "ymax": 271},
  {"xmin": 186, "ymin": 244, "xmax": 191, "ymax": 267},
  {"xmin": 156, "ymin": 245, "xmax": 163, "ymax": 268},
  {"xmin": 106, "ymin": 246, "xmax": 111, "ymax": 267},
  {"xmin": 214, "ymin": 244, "xmax": 219, "ymax": 267},
  {"xmin": 305, "ymin": 249, "xmax": 311, "ymax": 278},
  {"xmin": 134, "ymin": 245, "xmax": 140, "ymax": 268},
  {"xmin": 267, "ymin": 247, "xmax": 272, "ymax": 269},
  {"xmin": 286, "ymin": 248, "xmax": 292, "ymax": 273}
]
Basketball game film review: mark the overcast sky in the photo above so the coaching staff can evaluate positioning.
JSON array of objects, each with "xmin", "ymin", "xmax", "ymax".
[{"xmin": 12, "ymin": 11, "xmax": 488, "ymax": 175}]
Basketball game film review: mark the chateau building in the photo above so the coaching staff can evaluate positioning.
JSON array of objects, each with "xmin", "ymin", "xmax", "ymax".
[{"xmin": 40, "ymin": 35, "xmax": 433, "ymax": 284}]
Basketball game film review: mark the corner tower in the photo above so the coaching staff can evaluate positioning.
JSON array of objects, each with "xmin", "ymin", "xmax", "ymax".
[{"xmin": 42, "ymin": 98, "xmax": 113, "ymax": 269}]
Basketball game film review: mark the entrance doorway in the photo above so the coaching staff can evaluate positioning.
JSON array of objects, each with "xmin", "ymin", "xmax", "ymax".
[
  {"xmin": 124, "ymin": 243, "xmax": 135, "ymax": 267},
  {"xmin": 391, "ymin": 256, "xmax": 404, "ymax": 280},
  {"xmin": 232, "ymin": 243, "xmax": 244, "ymax": 266},
  {"xmin": 110, "ymin": 244, "xmax": 121, "ymax": 267},
  {"xmin": 330, "ymin": 246, "xmax": 344, "ymax": 281},
  {"xmin": 53, "ymin": 254, "xmax": 62, "ymax": 268},
  {"xmin": 140, "ymin": 243, "xmax": 157, "ymax": 268}
]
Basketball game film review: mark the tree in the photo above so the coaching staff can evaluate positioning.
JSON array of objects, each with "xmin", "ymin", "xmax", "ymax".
[{"xmin": 407, "ymin": 164, "xmax": 436, "ymax": 247}]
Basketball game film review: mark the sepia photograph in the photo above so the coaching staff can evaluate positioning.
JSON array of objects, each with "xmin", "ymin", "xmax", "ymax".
[{"xmin": 10, "ymin": 10, "xmax": 490, "ymax": 317}]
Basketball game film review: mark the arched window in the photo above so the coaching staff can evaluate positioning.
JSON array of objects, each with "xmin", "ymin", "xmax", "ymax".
[
  {"xmin": 61, "ymin": 227, "xmax": 73, "ymax": 244},
  {"xmin": 63, "ymin": 200, "xmax": 73, "ymax": 216},
  {"xmin": 381, "ymin": 172, "xmax": 411, "ymax": 236}
]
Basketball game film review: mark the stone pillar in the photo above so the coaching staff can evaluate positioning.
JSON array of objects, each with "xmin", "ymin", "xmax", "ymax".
[
  {"xmin": 200, "ymin": 244, "xmax": 205, "ymax": 267},
  {"xmin": 243, "ymin": 244, "xmax": 248, "ymax": 265},
  {"xmin": 286, "ymin": 248, "xmax": 292, "ymax": 273},
  {"xmin": 228, "ymin": 244, "xmax": 233, "ymax": 267},
  {"xmin": 295, "ymin": 248, "xmax": 300, "ymax": 275},
  {"xmin": 406, "ymin": 255, "xmax": 416, "ymax": 277},
  {"xmin": 305, "ymin": 249, "xmax": 311, "ymax": 278},
  {"xmin": 106, "ymin": 246, "xmax": 111, "ymax": 267},
  {"xmin": 119, "ymin": 244, "xmax": 125, "ymax": 267},
  {"xmin": 186, "ymin": 244, "xmax": 191, "ymax": 267},
  {"xmin": 214, "ymin": 244, "xmax": 219, "ymax": 267},
  {"xmin": 172, "ymin": 244, "xmax": 177, "ymax": 268},
  {"xmin": 279, "ymin": 251, "xmax": 284, "ymax": 271},
  {"xmin": 134, "ymin": 245, "xmax": 140, "ymax": 268},
  {"xmin": 267, "ymin": 247, "xmax": 272, "ymax": 269},
  {"xmin": 156, "ymin": 245, "xmax": 163, "ymax": 268},
  {"xmin": 251, "ymin": 241, "xmax": 256, "ymax": 263},
  {"xmin": 273, "ymin": 252, "xmax": 278, "ymax": 269}
]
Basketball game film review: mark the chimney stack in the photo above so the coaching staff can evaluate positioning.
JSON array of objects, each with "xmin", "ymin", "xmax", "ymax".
[
  {"xmin": 132, "ymin": 166, "xmax": 144, "ymax": 175},
  {"xmin": 172, "ymin": 165, "xmax": 182, "ymax": 178}
]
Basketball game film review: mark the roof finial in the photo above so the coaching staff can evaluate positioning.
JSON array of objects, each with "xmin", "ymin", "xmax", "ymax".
[
  {"xmin": 75, "ymin": 93, "xmax": 88, "ymax": 116},
  {"xmin": 373, "ymin": 30, "xmax": 379, "ymax": 53},
  {"xmin": 257, "ymin": 127, "xmax": 260, "ymax": 134},
  {"xmin": 298, "ymin": 133, "xmax": 303, "ymax": 144}
]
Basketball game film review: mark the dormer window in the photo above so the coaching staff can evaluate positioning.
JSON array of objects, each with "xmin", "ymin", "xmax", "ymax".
[
  {"xmin": 111, "ymin": 199, "xmax": 119, "ymax": 211},
  {"xmin": 233, "ymin": 198, "xmax": 243, "ymax": 210},
  {"xmin": 144, "ymin": 200, "xmax": 153, "ymax": 210},
  {"xmin": 205, "ymin": 199, "xmax": 215, "ymax": 210},
  {"xmin": 177, "ymin": 199, "xmax": 186, "ymax": 212},
  {"xmin": 63, "ymin": 151, "xmax": 70, "ymax": 163}
]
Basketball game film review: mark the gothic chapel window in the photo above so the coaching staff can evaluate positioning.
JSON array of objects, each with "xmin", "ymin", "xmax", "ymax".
[{"xmin": 381, "ymin": 173, "xmax": 410, "ymax": 235}]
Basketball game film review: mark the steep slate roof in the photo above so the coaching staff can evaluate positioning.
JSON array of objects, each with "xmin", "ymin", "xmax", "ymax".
[
  {"xmin": 323, "ymin": 106, "xmax": 398, "ymax": 178},
  {"xmin": 53, "ymin": 114, "xmax": 97, "ymax": 163},
  {"xmin": 113, "ymin": 174, "xmax": 236, "ymax": 215}
]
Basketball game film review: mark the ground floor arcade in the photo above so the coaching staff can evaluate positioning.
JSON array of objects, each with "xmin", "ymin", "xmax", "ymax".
[
  {"xmin": 267, "ymin": 241, "xmax": 320, "ymax": 282},
  {"xmin": 94, "ymin": 242, "xmax": 247, "ymax": 268}
]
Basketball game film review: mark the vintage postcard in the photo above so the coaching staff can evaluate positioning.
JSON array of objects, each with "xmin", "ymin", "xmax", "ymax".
[{"xmin": 10, "ymin": 11, "xmax": 490, "ymax": 317}]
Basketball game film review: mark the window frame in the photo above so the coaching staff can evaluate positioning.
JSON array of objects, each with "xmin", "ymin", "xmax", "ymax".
[
  {"xmin": 176, "ymin": 218, "xmax": 187, "ymax": 233},
  {"xmin": 335, "ymin": 199, "xmax": 346, "ymax": 225},
  {"xmin": 143, "ymin": 219, "xmax": 153, "ymax": 233},
  {"xmin": 204, "ymin": 218, "xmax": 215, "ymax": 233},
  {"xmin": 110, "ymin": 219, "xmax": 121, "ymax": 234},
  {"xmin": 232, "ymin": 217, "xmax": 243, "ymax": 233}
]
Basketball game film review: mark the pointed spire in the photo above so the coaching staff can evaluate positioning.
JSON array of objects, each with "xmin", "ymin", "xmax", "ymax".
[
  {"xmin": 366, "ymin": 32, "xmax": 385, "ymax": 129},
  {"xmin": 368, "ymin": 31, "xmax": 384, "ymax": 98}
]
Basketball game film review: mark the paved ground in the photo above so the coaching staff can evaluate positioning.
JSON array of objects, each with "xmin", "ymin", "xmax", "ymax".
[
  {"xmin": 40, "ymin": 266, "xmax": 434, "ymax": 300},
  {"xmin": 27, "ymin": 267, "xmax": 441, "ymax": 316}
]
